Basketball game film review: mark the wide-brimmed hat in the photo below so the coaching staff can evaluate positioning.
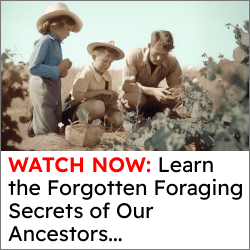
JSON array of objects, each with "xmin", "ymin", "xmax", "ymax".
[
  {"xmin": 36, "ymin": 2, "xmax": 83, "ymax": 33},
  {"xmin": 87, "ymin": 39, "xmax": 125, "ymax": 60}
]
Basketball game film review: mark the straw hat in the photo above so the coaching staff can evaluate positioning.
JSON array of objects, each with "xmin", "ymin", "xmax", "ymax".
[
  {"xmin": 87, "ymin": 39, "xmax": 125, "ymax": 60},
  {"xmin": 36, "ymin": 2, "xmax": 83, "ymax": 33}
]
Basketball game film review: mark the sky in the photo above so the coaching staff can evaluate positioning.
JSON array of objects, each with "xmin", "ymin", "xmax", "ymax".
[{"xmin": 1, "ymin": 1, "xmax": 249, "ymax": 70}]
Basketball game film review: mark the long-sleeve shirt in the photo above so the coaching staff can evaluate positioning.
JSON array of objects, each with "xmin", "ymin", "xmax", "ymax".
[
  {"xmin": 118, "ymin": 46, "xmax": 182, "ymax": 96},
  {"xmin": 29, "ymin": 32, "xmax": 62, "ymax": 80},
  {"xmin": 70, "ymin": 63, "xmax": 112, "ymax": 102}
]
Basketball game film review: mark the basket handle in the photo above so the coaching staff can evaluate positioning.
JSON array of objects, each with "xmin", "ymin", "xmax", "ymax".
[{"xmin": 68, "ymin": 119, "xmax": 86, "ymax": 126}]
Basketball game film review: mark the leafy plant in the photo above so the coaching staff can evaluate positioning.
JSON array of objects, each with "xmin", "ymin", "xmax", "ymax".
[
  {"xmin": 105, "ymin": 20, "xmax": 249, "ymax": 151},
  {"xmin": 1, "ymin": 49, "xmax": 29, "ymax": 150}
]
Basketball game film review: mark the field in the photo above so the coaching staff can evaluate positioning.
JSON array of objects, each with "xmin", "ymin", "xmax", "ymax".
[
  {"xmin": 2, "ymin": 19, "xmax": 249, "ymax": 152},
  {"xmin": 3, "ymin": 65, "xmax": 210, "ymax": 151},
  {"xmin": 8, "ymin": 64, "xmax": 212, "ymax": 109}
]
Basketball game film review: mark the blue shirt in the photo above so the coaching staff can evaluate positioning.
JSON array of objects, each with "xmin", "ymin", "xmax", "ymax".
[{"xmin": 29, "ymin": 33, "xmax": 62, "ymax": 80}]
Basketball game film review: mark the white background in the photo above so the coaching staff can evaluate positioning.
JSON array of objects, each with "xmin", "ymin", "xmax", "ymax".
[{"xmin": 1, "ymin": 151, "xmax": 249, "ymax": 249}]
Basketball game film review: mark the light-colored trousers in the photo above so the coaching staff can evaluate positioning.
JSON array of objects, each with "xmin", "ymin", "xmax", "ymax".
[{"xmin": 29, "ymin": 75, "xmax": 62, "ymax": 135}]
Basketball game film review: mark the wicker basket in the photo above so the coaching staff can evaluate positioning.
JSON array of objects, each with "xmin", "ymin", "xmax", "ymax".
[{"xmin": 65, "ymin": 121, "xmax": 105, "ymax": 147}]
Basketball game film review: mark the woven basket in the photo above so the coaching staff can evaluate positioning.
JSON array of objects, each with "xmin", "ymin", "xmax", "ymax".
[{"xmin": 65, "ymin": 121, "xmax": 105, "ymax": 147}]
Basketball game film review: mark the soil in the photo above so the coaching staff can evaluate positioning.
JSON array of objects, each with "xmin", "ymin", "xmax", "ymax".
[
  {"xmin": 4, "ymin": 108, "xmax": 137, "ymax": 151},
  {"xmin": 4, "ymin": 106, "xmax": 196, "ymax": 151}
]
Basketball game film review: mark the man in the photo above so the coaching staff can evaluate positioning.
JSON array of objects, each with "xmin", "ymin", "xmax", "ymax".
[{"xmin": 117, "ymin": 30, "xmax": 182, "ymax": 118}]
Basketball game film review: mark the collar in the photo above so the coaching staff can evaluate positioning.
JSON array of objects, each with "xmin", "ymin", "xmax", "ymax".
[
  {"xmin": 139, "ymin": 47, "xmax": 169, "ymax": 69},
  {"xmin": 139, "ymin": 47, "xmax": 150, "ymax": 67},
  {"xmin": 90, "ymin": 63, "xmax": 111, "ymax": 83},
  {"xmin": 46, "ymin": 32, "xmax": 62, "ymax": 43},
  {"xmin": 162, "ymin": 58, "xmax": 169, "ymax": 68}
]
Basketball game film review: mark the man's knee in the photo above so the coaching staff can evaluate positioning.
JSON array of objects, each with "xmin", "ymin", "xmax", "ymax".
[{"xmin": 121, "ymin": 92, "xmax": 147, "ymax": 112}]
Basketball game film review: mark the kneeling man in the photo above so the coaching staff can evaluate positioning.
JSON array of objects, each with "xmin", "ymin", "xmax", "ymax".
[{"xmin": 118, "ymin": 30, "xmax": 182, "ymax": 118}]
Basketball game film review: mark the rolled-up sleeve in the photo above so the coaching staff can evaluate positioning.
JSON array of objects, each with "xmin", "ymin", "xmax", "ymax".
[
  {"xmin": 122, "ymin": 50, "xmax": 138, "ymax": 92},
  {"xmin": 29, "ymin": 38, "xmax": 60, "ymax": 80},
  {"xmin": 72, "ymin": 73, "xmax": 90, "ymax": 102},
  {"xmin": 166, "ymin": 57, "xmax": 182, "ymax": 88}
]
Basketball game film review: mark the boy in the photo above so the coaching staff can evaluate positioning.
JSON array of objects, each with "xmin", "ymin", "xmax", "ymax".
[{"xmin": 62, "ymin": 39, "xmax": 125, "ymax": 128}]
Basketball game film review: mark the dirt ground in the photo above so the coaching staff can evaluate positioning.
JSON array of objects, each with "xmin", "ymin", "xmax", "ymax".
[
  {"xmin": 3, "ymin": 108, "xmax": 144, "ymax": 151},
  {"xmin": 4, "ymin": 108, "xmax": 131, "ymax": 151},
  {"xmin": 4, "ymin": 106, "xmax": 196, "ymax": 151}
]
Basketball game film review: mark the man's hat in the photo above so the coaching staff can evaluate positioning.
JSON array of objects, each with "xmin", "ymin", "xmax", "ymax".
[
  {"xmin": 36, "ymin": 2, "xmax": 83, "ymax": 33},
  {"xmin": 87, "ymin": 39, "xmax": 125, "ymax": 60}
]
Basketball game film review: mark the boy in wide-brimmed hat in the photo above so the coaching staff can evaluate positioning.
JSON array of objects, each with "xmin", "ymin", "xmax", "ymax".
[
  {"xmin": 28, "ymin": 2, "xmax": 83, "ymax": 137},
  {"xmin": 62, "ymin": 39, "xmax": 125, "ymax": 128}
]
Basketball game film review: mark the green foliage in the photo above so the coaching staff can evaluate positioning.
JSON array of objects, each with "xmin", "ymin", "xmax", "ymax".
[
  {"xmin": 144, "ymin": 110, "xmax": 186, "ymax": 151},
  {"xmin": 185, "ymin": 20, "xmax": 249, "ymax": 151},
  {"xmin": 104, "ymin": 111, "xmax": 154, "ymax": 151},
  {"xmin": 189, "ymin": 21, "xmax": 249, "ymax": 150},
  {"xmin": 1, "ymin": 49, "xmax": 29, "ymax": 150},
  {"xmin": 76, "ymin": 107, "xmax": 89, "ymax": 124},
  {"xmin": 92, "ymin": 119, "xmax": 102, "ymax": 125},
  {"xmin": 106, "ymin": 20, "xmax": 249, "ymax": 151}
]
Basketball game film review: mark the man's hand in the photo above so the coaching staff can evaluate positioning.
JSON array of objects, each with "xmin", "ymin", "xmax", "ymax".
[
  {"xmin": 101, "ymin": 90, "xmax": 117, "ymax": 99},
  {"xmin": 152, "ymin": 88, "xmax": 171, "ymax": 102}
]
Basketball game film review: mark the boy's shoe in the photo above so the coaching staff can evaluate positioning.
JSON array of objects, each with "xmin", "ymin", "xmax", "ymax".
[{"xmin": 28, "ymin": 120, "xmax": 35, "ymax": 137}]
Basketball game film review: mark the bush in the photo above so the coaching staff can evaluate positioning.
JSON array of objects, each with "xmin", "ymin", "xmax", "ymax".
[
  {"xmin": 1, "ymin": 49, "xmax": 30, "ymax": 150},
  {"xmin": 105, "ymin": 20, "xmax": 249, "ymax": 151}
]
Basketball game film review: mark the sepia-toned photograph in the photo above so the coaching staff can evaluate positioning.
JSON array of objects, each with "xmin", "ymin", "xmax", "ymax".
[{"xmin": 1, "ymin": 1, "xmax": 249, "ymax": 151}]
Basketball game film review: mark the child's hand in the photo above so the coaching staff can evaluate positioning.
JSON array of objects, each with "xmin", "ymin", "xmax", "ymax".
[
  {"xmin": 64, "ymin": 58, "xmax": 72, "ymax": 69},
  {"xmin": 58, "ymin": 59, "xmax": 71, "ymax": 73},
  {"xmin": 68, "ymin": 60, "xmax": 72, "ymax": 69},
  {"xmin": 59, "ymin": 69, "xmax": 69, "ymax": 78}
]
